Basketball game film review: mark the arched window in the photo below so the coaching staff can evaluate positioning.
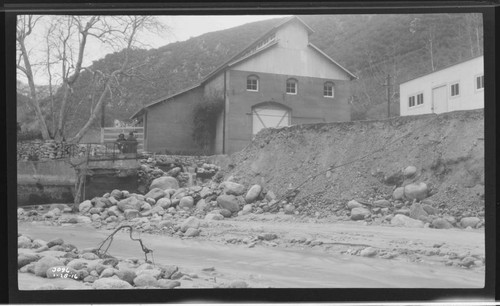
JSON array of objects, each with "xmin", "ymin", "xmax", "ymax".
[
  {"xmin": 324, "ymin": 82, "xmax": 334, "ymax": 98},
  {"xmin": 286, "ymin": 78, "xmax": 298, "ymax": 95},
  {"xmin": 247, "ymin": 75, "xmax": 259, "ymax": 91}
]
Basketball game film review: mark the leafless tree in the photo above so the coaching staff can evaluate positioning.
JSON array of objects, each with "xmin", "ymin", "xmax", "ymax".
[{"xmin": 16, "ymin": 15, "xmax": 166, "ymax": 143}]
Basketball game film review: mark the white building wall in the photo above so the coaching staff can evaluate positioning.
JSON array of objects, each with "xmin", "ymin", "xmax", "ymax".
[
  {"xmin": 399, "ymin": 56, "xmax": 484, "ymax": 116},
  {"xmin": 231, "ymin": 23, "xmax": 352, "ymax": 81}
]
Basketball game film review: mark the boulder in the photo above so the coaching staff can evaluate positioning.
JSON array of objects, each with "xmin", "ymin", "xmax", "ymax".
[
  {"xmin": 150, "ymin": 176, "xmax": 179, "ymax": 190},
  {"xmin": 18, "ymin": 253, "xmax": 40, "ymax": 269},
  {"xmin": 141, "ymin": 202, "xmax": 152, "ymax": 211},
  {"xmin": 179, "ymin": 196, "xmax": 195, "ymax": 210},
  {"xmin": 46, "ymin": 238, "xmax": 64, "ymax": 248},
  {"xmin": 403, "ymin": 166, "xmax": 417, "ymax": 177},
  {"xmin": 393, "ymin": 187, "xmax": 405, "ymax": 200},
  {"xmin": 180, "ymin": 216, "xmax": 200, "ymax": 232},
  {"xmin": 219, "ymin": 209, "xmax": 232, "ymax": 218},
  {"xmin": 360, "ymin": 247, "xmax": 377, "ymax": 257},
  {"xmin": 18, "ymin": 236, "xmax": 32, "ymax": 248},
  {"xmin": 409, "ymin": 202, "xmax": 429, "ymax": 221},
  {"xmin": 245, "ymin": 185, "xmax": 262, "ymax": 203},
  {"xmin": 110, "ymin": 189, "xmax": 123, "ymax": 199},
  {"xmin": 432, "ymin": 218, "xmax": 453, "ymax": 229},
  {"xmin": 157, "ymin": 198, "xmax": 172, "ymax": 209},
  {"xmin": 404, "ymin": 182, "xmax": 429, "ymax": 201},
  {"xmin": 108, "ymin": 196, "xmax": 119, "ymax": 206},
  {"xmin": 133, "ymin": 274, "xmax": 159, "ymax": 287},
  {"xmin": 93, "ymin": 198, "xmax": 108, "ymax": 209},
  {"xmin": 158, "ymin": 279, "xmax": 181, "ymax": 289},
  {"xmin": 144, "ymin": 188, "xmax": 166, "ymax": 200},
  {"xmin": 100, "ymin": 267, "xmax": 116, "ymax": 278},
  {"xmin": 350, "ymin": 207, "xmax": 371, "ymax": 220},
  {"xmin": 390, "ymin": 214, "xmax": 424, "ymax": 228},
  {"xmin": 92, "ymin": 277, "xmax": 133, "ymax": 289},
  {"xmin": 221, "ymin": 181, "xmax": 246, "ymax": 196},
  {"xmin": 79, "ymin": 200, "xmax": 93, "ymax": 213},
  {"xmin": 34, "ymin": 256, "xmax": 64, "ymax": 277},
  {"xmin": 117, "ymin": 197, "xmax": 142, "ymax": 212},
  {"xmin": 347, "ymin": 200, "xmax": 363, "ymax": 209},
  {"xmin": 283, "ymin": 204, "xmax": 295, "ymax": 214},
  {"xmin": 107, "ymin": 206, "xmax": 122, "ymax": 217},
  {"xmin": 422, "ymin": 204, "xmax": 439, "ymax": 215},
  {"xmin": 373, "ymin": 199, "xmax": 391, "ymax": 208},
  {"xmin": 67, "ymin": 259, "xmax": 90, "ymax": 270},
  {"xmin": 241, "ymin": 204, "xmax": 253, "ymax": 215},
  {"xmin": 89, "ymin": 207, "xmax": 103, "ymax": 215},
  {"xmin": 151, "ymin": 205, "xmax": 165, "ymax": 216},
  {"xmin": 115, "ymin": 268, "xmax": 136, "ymax": 285},
  {"xmin": 460, "ymin": 217, "xmax": 481, "ymax": 228},
  {"xmin": 184, "ymin": 228, "xmax": 201, "ymax": 237},
  {"xmin": 205, "ymin": 213, "xmax": 224, "ymax": 221},
  {"xmin": 217, "ymin": 195, "xmax": 241, "ymax": 213},
  {"xmin": 195, "ymin": 199, "xmax": 208, "ymax": 211}
]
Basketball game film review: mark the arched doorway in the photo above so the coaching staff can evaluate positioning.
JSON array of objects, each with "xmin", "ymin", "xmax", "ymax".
[{"xmin": 252, "ymin": 102, "xmax": 291, "ymax": 135}]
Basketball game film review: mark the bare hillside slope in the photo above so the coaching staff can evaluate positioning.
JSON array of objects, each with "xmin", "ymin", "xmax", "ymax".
[{"xmin": 225, "ymin": 109, "xmax": 484, "ymax": 218}]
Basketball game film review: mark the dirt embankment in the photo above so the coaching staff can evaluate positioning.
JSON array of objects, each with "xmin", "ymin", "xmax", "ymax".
[{"xmin": 226, "ymin": 110, "xmax": 484, "ymax": 217}]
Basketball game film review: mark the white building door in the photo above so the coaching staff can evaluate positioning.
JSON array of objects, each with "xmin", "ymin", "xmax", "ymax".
[
  {"xmin": 252, "ymin": 104, "xmax": 290, "ymax": 135},
  {"xmin": 432, "ymin": 85, "xmax": 448, "ymax": 114}
]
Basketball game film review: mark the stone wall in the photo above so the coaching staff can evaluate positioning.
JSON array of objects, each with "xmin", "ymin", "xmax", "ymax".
[{"xmin": 17, "ymin": 140, "xmax": 105, "ymax": 161}]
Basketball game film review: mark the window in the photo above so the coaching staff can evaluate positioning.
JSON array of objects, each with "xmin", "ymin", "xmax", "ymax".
[
  {"xmin": 247, "ymin": 75, "xmax": 259, "ymax": 91},
  {"xmin": 417, "ymin": 93, "xmax": 424, "ymax": 105},
  {"xmin": 286, "ymin": 79, "xmax": 297, "ymax": 94},
  {"xmin": 408, "ymin": 96, "xmax": 415, "ymax": 107},
  {"xmin": 476, "ymin": 75, "xmax": 484, "ymax": 90},
  {"xmin": 324, "ymin": 82, "xmax": 334, "ymax": 98},
  {"xmin": 450, "ymin": 82, "xmax": 460, "ymax": 97}
]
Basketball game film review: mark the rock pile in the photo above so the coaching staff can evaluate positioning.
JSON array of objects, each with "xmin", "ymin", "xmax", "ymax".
[
  {"xmin": 344, "ymin": 166, "xmax": 485, "ymax": 230},
  {"xmin": 17, "ymin": 233, "xmax": 186, "ymax": 289}
]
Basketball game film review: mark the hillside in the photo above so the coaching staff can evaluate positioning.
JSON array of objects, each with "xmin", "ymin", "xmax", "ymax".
[{"xmin": 18, "ymin": 13, "xmax": 483, "ymax": 136}]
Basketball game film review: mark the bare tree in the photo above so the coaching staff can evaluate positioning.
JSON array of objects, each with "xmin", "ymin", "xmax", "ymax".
[{"xmin": 16, "ymin": 15, "xmax": 166, "ymax": 143}]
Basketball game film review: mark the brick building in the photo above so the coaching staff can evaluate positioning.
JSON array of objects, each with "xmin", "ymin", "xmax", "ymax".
[{"xmin": 131, "ymin": 16, "xmax": 357, "ymax": 155}]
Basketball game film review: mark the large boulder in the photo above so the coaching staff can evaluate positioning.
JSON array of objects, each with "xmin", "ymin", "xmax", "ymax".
[
  {"xmin": 115, "ymin": 268, "xmax": 136, "ymax": 285},
  {"xmin": 403, "ymin": 166, "xmax": 417, "ymax": 177},
  {"xmin": 432, "ymin": 218, "xmax": 453, "ymax": 229},
  {"xmin": 350, "ymin": 207, "xmax": 371, "ymax": 220},
  {"xmin": 347, "ymin": 200, "xmax": 363, "ymax": 209},
  {"xmin": 390, "ymin": 214, "xmax": 424, "ymax": 228},
  {"xmin": 34, "ymin": 256, "xmax": 64, "ymax": 277},
  {"xmin": 180, "ymin": 216, "xmax": 200, "ymax": 232},
  {"xmin": 124, "ymin": 209, "xmax": 140, "ymax": 220},
  {"xmin": 217, "ymin": 195, "xmax": 241, "ymax": 213},
  {"xmin": 393, "ymin": 187, "xmax": 405, "ymax": 200},
  {"xmin": 184, "ymin": 228, "xmax": 201, "ymax": 237},
  {"xmin": 245, "ymin": 185, "xmax": 262, "ymax": 203},
  {"xmin": 404, "ymin": 182, "xmax": 429, "ymax": 201},
  {"xmin": 158, "ymin": 279, "xmax": 181, "ymax": 289},
  {"xmin": 156, "ymin": 198, "xmax": 172, "ymax": 209},
  {"xmin": 133, "ymin": 274, "xmax": 159, "ymax": 287},
  {"xmin": 92, "ymin": 277, "xmax": 133, "ymax": 289},
  {"xmin": 79, "ymin": 200, "xmax": 93, "ymax": 213},
  {"xmin": 178, "ymin": 196, "xmax": 195, "ymax": 210},
  {"xmin": 18, "ymin": 236, "xmax": 32, "ymax": 248},
  {"xmin": 150, "ymin": 176, "xmax": 179, "ymax": 191},
  {"xmin": 117, "ymin": 197, "xmax": 142, "ymax": 212},
  {"xmin": 409, "ymin": 202, "xmax": 429, "ymax": 221},
  {"xmin": 221, "ymin": 181, "xmax": 246, "ymax": 196},
  {"xmin": 18, "ymin": 253, "xmax": 40, "ymax": 269},
  {"xmin": 144, "ymin": 188, "xmax": 166, "ymax": 200},
  {"xmin": 373, "ymin": 199, "xmax": 391, "ymax": 208},
  {"xmin": 195, "ymin": 199, "xmax": 208, "ymax": 211},
  {"xmin": 460, "ymin": 217, "xmax": 481, "ymax": 228},
  {"xmin": 107, "ymin": 206, "xmax": 122, "ymax": 217}
]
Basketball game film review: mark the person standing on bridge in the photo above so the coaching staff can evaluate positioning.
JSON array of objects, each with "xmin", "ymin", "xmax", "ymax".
[
  {"xmin": 116, "ymin": 133, "xmax": 126, "ymax": 153},
  {"xmin": 126, "ymin": 131, "xmax": 138, "ymax": 154}
]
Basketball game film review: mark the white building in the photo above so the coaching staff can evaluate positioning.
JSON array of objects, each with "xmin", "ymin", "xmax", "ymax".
[{"xmin": 399, "ymin": 55, "xmax": 484, "ymax": 116}]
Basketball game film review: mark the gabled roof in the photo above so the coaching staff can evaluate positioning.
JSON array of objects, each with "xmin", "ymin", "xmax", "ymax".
[{"xmin": 308, "ymin": 43, "xmax": 358, "ymax": 80}]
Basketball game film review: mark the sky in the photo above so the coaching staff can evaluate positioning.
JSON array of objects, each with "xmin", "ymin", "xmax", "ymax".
[{"xmin": 19, "ymin": 15, "xmax": 290, "ymax": 85}]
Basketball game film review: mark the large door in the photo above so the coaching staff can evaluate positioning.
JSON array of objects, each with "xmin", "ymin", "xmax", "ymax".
[
  {"xmin": 432, "ymin": 85, "xmax": 448, "ymax": 114},
  {"xmin": 252, "ymin": 104, "xmax": 290, "ymax": 135}
]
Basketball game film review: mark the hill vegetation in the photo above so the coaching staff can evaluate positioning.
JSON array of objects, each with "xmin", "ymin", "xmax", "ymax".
[{"xmin": 17, "ymin": 13, "xmax": 483, "ymax": 138}]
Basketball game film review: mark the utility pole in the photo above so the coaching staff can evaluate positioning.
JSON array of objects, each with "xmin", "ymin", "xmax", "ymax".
[
  {"xmin": 101, "ymin": 101, "xmax": 105, "ymax": 128},
  {"xmin": 386, "ymin": 74, "xmax": 391, "ymax": 118}
]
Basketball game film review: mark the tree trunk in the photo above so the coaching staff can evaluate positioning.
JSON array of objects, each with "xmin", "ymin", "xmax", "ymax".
[{"xmin": 19, "ymin": 40, "xmax": 51, "ymax": 140}]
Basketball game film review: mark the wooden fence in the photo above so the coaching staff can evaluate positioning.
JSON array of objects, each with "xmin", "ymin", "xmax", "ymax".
[{"xmin": 101, "ymin": 127, "xmax": 144, "ymax": 152}]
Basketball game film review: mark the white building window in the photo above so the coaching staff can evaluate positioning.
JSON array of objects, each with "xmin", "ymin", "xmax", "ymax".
[
  {"xmin": 476, "ymin": 75, "xmax": 484, "ymax": 90},
  {"xmin": 286, "ymin": 79, "xmax": 297, "ymax": 95},
  {"xmin": 247, "ymin": 75, "xmax": 259, "ymax": 91},
  {"xmin": 450, "ymin": 82, "xmax": 460, "ymax": 97},
  {"xmin": 417, "ymin": 93, "xmax": 424, "ymax": 105},
  {"xmin": 409, "ymin": 96, "xmax": 416, "ymax": 107},
  {"xmin": 324, "ymin": 82, "xmax": 334, "ymax": 98}
]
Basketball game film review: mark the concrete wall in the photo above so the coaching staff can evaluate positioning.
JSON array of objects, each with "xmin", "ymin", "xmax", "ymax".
[
  {"xmin": 145, "ymin": 86, "xmax": 204, "ymax": 154},
  {"xmin": 400, "ymin": 56, "xmax": 484, "ymax": 116},
  {"xmin": 224, "ymin": 70, "xmax": 351, "ymax": 154},
  {"xmin": 17, "ymin": 160, "xmax": 77, "ymax": 206}
]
